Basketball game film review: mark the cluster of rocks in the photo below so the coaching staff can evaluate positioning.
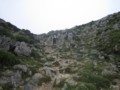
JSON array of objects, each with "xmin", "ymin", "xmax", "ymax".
[
  {"xmin": 0, "ymin": 64, "xmax": 28, "ymax": 89},
  {"xmin": 0, "ymin": 36, "xmax": 31, "ymax": 56},
  {"xmin": 0, "ymin": 64, "xmax": 45, "ymax": 90}
]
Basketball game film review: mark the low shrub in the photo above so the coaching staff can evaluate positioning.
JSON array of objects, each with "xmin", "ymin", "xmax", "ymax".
[
  {"xmin": 0, "ymin": 50, "xmax": 19, "ymax": 68},
  {"xmin": 76, "ymin": 85, "xmax": 88, "ymax": 90},
  {"xmin": 31, "ymin": 50, "xmax": 41, "ymax": 58},
  {"xmin": 78, "ymin": 71, "xmax": 110, "ymax": 90}
]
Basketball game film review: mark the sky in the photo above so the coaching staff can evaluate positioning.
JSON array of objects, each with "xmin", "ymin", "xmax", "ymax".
[{"xmin": 0, "ymin": 0, "xmax": 120, "ymax": 34}]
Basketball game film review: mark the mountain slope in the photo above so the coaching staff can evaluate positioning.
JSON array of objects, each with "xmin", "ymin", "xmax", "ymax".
[{"xmin": 0, "ymin": 12, "xmax": 120, "ymax": 90}]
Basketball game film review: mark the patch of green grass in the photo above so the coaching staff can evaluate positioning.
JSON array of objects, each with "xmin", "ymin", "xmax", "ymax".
[
  {"xmin": 20, "ymin": 57, "xmax": 42, "ymax": 67},
  {"xmin": 76, "ymin": 61, "xmax": 111, "ymax": 90},
  {"xmin": 78, "ymin": 73, "xmax": 110, "ymax": 90}
]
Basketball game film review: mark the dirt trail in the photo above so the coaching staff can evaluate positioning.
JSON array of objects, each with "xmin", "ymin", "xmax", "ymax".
[
  {"xmin": 38, "ymin": 47, "xmax": 75, "ymax": 90},
  {"xmin": 39, "ymin": 82, "xmax": 54, "ymax": 90}
]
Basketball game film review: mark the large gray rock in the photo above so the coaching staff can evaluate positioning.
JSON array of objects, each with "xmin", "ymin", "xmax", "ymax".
[
  {"xmin": 24, "ymin": 73, "xmax": 43, "ymax": 90},
  {"xmin": 40, "ymin": 67, "xmax": 56, "ymax": 79},
  {"xmin": 24, "ymin": 83, "xmax": 38, "ymax": 90},
  {"xmin": 14, "ymin": 42, "xmax": 31, "ymax": 56},
  {"xmin": 31, "ymin": 73, "xmax": 43, "ymax": 84},
  {"xmin": 11, "ymin": 70, "xmax": 23, "ymax": 87},
  {"xmin": 66, "ymin": 79, "xmax": 77, "ymax": 86},
  {"xmin": 13, "ymin": 64, "xmax": 28, "ymax": 72}
]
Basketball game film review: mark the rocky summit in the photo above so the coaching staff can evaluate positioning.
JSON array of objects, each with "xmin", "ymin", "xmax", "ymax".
[{"xmin": 0, "ymin": 12, "xmax": 120, "ymax": 90}]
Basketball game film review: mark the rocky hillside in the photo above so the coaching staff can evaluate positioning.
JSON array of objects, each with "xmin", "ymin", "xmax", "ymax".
[{"xmin": 0, "ymin": 12, "xmax": 120, "ymax": 90}]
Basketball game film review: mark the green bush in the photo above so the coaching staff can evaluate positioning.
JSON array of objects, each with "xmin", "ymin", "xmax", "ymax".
[
  {"xmin": 66, "ymin": 85, "xmax": 76, "ymax": 90},
  {"xmin": 97, "ymin": 29, "xmax": 120, "ymax": 54},
  {"xmin": 96, "ymin": 29, "xmax": 120, "ymax": 71},
  {"xmin": 1, "ymin": 83, "xmax": 13, "ymax": 90},
  {"xmin": 85, "ymin": 83, "xmax": 97, "ymax": 90},
  {"xmin": 76, "ymin": 84, "xmax": 89, "ymax": 90},
  {"xmin": 15, "ymin": 35, "xmax": 30, "ymax": 43},
  {"xmin": 0, "ymin": 50, "xmax": 19, "ymax": 68},
  {"xmin": 78, "ymin": 71, "xmax": 110, "ymax": 90},
  {"xmin": 14, "ymin": 31, "xmax": 37, "ymax": 44},
  {"xmin": 0, "ymin": 28, "xmax": 12, "ymax": 37},
  {"xmin": 76, "ymin": 83, "xmax": 97, "ymax": 90},
  {"xmin": 31, "ymin": 50, "xmax": 40, "ymax": 58},
  {"xmin": 88, "ymin": 75, "xmax": 110, "ymax": 89}
]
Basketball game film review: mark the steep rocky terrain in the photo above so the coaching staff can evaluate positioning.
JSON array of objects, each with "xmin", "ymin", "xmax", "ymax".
[{"xmin": 0, "ymin": 12, "xmax": 120, "ymax": 90}]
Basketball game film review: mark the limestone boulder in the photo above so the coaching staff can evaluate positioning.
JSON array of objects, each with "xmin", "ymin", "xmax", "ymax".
[
  {"xmin": 13, "ymin": 64, "xmax": 28, "ymax": 73},
  {"xmin": 14, "ymin": 42, "xmax": 31, "ymax": 56}
]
